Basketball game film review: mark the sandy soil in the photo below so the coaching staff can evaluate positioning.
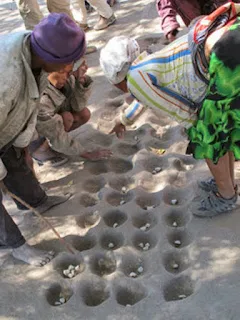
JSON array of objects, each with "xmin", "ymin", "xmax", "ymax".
[{"xmin": 1, "ymin": 1, "xmax": 240, "ymax": 319}]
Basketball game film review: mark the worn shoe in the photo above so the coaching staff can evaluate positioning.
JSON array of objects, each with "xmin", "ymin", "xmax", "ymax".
[
  {"xmin": 198, "ymin": 178, "xmax": 218, "ymax": 193},
  {"xmin": 191, "ymin": 190, "xmax": 238, "ymax": 218},
  {"xmin": 93, "ymin": 14, "xmax": 116, "ymax": 30}
]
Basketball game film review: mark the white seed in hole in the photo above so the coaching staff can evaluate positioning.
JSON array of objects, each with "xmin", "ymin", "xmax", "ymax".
[
  {"xmin": 54, "ymin": 301, "xmax": 61, "ymax": 306},
  {"xmin": 145, "ymin": 242, "xmax": 150, "ymax": 247},
  {"xmin": 139, "ymin": 242, "xmax": 144, "ymax": 248},
  {"xmin": 68, "ymin": 272, "xmax": 74, "ymax": 278},
  {"xmin": 126, "ymin": 304, "xmax": 131, "ymax": 307},
  {"xmin": 174, "ymin": 240, "xmax": 181, "ymax": 246},
  {"xmin": 172, "ymin": 221, "xmax": 178, "ymax": 227},
  {"xmin": 171, "ymin": 199, "xmax": 178, "ymax": 205},
  {"xmin": 178, "ymin": 294, "xmax": 187, "ymax": 299},
  {"xmin": 63, "ymin": 269, "xmax": 70, "ymax": 276},
  {"xmin": 137, "ymin": 266, "xmax": 144, "ymax": 273},
  {"xmin": 145, "ymin": 223, "xmax": 151, "ymax": 228},
  {"xmin": 129, "ymin": 272, "xmax": 137, "ymax": 278},
  {"xmin": 59, "ymin": 297, "xmax": 66, "ymax": 304},
  {"xmin": 113, "ymin": 223, "xmax": 118, "ymax": 228},
  {"xmin": 172, "ymin": 263, "xmax": 179, "ymax": 269},
  {"xmin": 75, "ymin": 265, "xmax": 80, "ymax": 271},
  {"xmin": 121, "ymin": 186, "xmax": 127, "ymax": 193},
  {"xmin": 108, "ymin": 242, "xmax": 115, "ymax": 248},
  {"xmin": 152, "ymin": 170, "xmax": 157, "ymax": 175},
  {"xmin": 134, "ymin": 135, "xmax": 138, "ymax": 141},
  {"xmin": 120, "ymin": 200, "xmax": 125, "ymax": 205},
  {"xmin": 140, "ymin": 226, "xmax": 147, "ymax": 231},
  {"xmin": 68, "ymin": 265, "xmax": 75, "ymax": 271},
  {"xmin": 155, "ymin": 167, "xmax": 162, "ymax": 173},
  {"xmin": 143, "ymin": 246, "xmax": 149, "ymax": 251}
]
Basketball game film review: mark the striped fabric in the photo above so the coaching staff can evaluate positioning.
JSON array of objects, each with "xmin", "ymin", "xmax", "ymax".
[{"xmin": 121, "ymin": 34, "xmax": 207, "ymax": 129}]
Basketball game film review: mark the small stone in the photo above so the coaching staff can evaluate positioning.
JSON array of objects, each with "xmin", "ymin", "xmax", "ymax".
[
  {"xmin": 129, "ymin": 272, "xmax": 137, "ymax": 278},
  {"xmin": 59, "ymin": 297, "xmax": 66, "ymax": 304},
  {"xmin": 139, "ymin": 242, "xmax": 144, "ymax": 248},
  {"xmin": 75, "ymin": 265, "xmax": 80, "ymax": 271},
  {"xmin": 171, "ymin": 199, "xmax": 178, "ymax": 205},
  {"xmin": 178, "ymin": 294, "xmax": 187, "ymax": 299},
  {"xmin": 172, "ymin": 263, "xmax": 179, "ymax": 269},
  {"xmin": 152, "ymin": 170, "xmax": 157, "ymax": 175},
  {"xmin": 155, "ymin": 167, "xmax": 162, "ymax": 173},
  {"xmin": 137, "ymin": 266, "xmax": 144, "ymax": 273},
  {"xmin": 113, "ymin": 223, "xmax": 118, "ymax": 228},
  {"xmin": 121, "ymin": 186, "xmax": 127, "ymax": 193},
  {"xmin": 145, "ymin": 223, "xmax": 151, "ymax": 228},
  {"xmin": 140, "ymin": 226, "xmax": 147, "ymax": 231},
  {"xmin": 63, "ymin": 269, "xmax": 70, "ymax": 276},
  {"xmin": 174, "ymin": 240, "xmax": 181, "ymax": 246},
  {"xmin": 134, "ymin": 135, "xmax": 138, "ymax": 141},
  {"xmin": 172, "ymin": 221, "xmax": 178, "ymax": 227},
  {"xmin": 54, "ymin": 301, "xmax": 61, "ymax": 306},
  {"xmin": 68, "ymin": 265, "xmax": 75, "ymax": 271},
  {"xmin": 108, "ymin": 242, "xmax": 115, "ymax": 248},
  {"xmin": 120, "ymin": 200, "xmax": 125, "ymax": 205}
]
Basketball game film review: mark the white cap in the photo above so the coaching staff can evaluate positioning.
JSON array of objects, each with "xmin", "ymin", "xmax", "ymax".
[{"xmin": 100, "ymin": 36, "xmax": 140, "ymax": 84}]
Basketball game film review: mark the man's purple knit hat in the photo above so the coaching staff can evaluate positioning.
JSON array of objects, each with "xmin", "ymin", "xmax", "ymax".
[{"xmin": 30, "ymin": 13, "xmax": 86, "ymax": 63}]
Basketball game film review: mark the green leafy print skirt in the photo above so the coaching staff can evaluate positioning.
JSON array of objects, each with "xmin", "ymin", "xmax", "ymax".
[{"xmin": 187, "ymin": 18, "xmax": 240, "ymax": 164}]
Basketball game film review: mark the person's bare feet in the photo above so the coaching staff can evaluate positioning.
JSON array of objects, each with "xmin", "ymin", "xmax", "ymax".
[{"xmin": 12, "ymin": 243, "xmax": 54, "ymax": 267}]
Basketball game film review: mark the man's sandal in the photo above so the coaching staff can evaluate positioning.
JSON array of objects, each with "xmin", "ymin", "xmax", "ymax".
[{"xmin": 191, "ymin": 190, "xmax": 238, "ymax": 218}]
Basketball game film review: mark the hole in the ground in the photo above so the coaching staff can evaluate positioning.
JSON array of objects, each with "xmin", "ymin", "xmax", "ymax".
[
  {"xmin": 103, "ymin": 210, "xmax": 127, "ymax": 228},
  {"xmin": 105, "ymin": 191, "xmax": 133, "ymax": 207},
  {"xmin": 162, "ymin": 251, "xmax": 190, "ymax": 274},
  {"xmin": 115, "ymin": 143, "xmax": 140, "ymax": 156},
  {"xmin": 100, "ymin": 230, "xmax": 124, "ymax": 250},
  {"xmin": 89, "ymin": 251, "xmax": 117, "ymax": 276},
  {"xmin": 108, "ymin": 158, "xmax": 133, "ymax": 174},
  {"xmin": 75, "ymin": 210, "xmax": 101, "ymax": 229},
  {"xmin": 163, "ymin": 186, "xmax": 193, "ymax": 206},
  {"xmin": 163, "ymin": 276, "xmax": 194, "ymax": 301},
  {"xmin": 167, "ymin": 230, "xmax": 192, "ymax": 249},
  {"xmin": 171, "ymin": 157, "xmax": 196, "ymax": 172},
  {"xmin": 45, "ymin": 283, "xmax": 73, "ymax": 306},
  {"xmin": 108, "ymin": 176, "xmax": 135, "ymax": 192},
  {"xmin": 115, "ymin": 280, "xmax": 147, "ymax": 306},
  {"xmin": 79, "ymin": 193, "xmax": 98, "ymax": 207},
  {"xmin": 85, "ymin": 161, "xmax": 108, "ymax": 175},
  {"xmin": 120, "ymin": 252, "xmax": 146, "ymax": 278},
  {"xmin": 164, "ymin": 208, "xmax": 190, "ymax": 228},
  {"xmin": 135, "ymin": 194, "xmax": 160, "ymax": 210},
  {"xmin": 82, "ymin": 177, "xmax": 106, "ymax": 193},
  {"xmin": 132, "ymin": 231, "xmax": 158, "ymax": 251},
  {"xmin": 64, "ymin": 234, "xmax": 97, "ymax": 252},
  {"xmin": 81, "ymin": 279, "xmax": 110, "ymax": 306},
  {"xmin": 53, "ymin": 252, "xmax": 85, "ymax": 279},
  {"xmin": 142, "ymin": 156, "xmax": 168, "ymax": 174},
  {"xmin": 132, "ymin": 212, "xmax": 158, "ymax": 231}
]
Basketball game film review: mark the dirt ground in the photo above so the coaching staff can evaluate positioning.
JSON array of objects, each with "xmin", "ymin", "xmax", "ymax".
[{"xmin": 1, "ymin": 1, "xmax": 240, "ymax": 319}]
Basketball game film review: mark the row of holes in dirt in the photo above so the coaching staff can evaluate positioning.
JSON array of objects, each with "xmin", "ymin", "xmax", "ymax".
[
  {"xmin": 84, "ymin": 156, "xmax": 195, "ymax": 179},
  {"xmin": 46, "ymin": 274, "xmax": 194, "ymax": 307}
]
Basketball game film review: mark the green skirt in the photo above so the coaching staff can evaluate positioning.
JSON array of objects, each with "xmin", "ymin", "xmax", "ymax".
[{"xmin": 188, "ymin": 18, "xmax": 240, "ymax": 164}]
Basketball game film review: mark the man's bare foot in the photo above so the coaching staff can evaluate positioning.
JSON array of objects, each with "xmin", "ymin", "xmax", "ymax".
[
  {"xmin": 37, "ymin": 194, "xmax": 71, "ymax": 214},
  {"xmin": 12, "ymin": 243, "xmax": 54, "ymax": 267}
]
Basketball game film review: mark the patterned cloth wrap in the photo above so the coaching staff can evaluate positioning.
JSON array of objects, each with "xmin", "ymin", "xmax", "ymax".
[{"xmin": 187, "ymin": 2, "xmax": 240, "ymax": 163}]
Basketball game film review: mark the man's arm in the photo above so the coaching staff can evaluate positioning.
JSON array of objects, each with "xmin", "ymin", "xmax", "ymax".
[{"xmin": 156, "ymin": 0, "xmax": 179, "ymax": 40}]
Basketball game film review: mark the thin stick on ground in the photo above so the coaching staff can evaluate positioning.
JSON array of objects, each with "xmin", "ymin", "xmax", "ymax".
[{"xmin": 4, "ymin": 186, "xmax": 75, "ymax": 254}]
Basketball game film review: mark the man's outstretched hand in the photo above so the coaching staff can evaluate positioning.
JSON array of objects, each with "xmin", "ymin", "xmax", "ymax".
[{"xmin": 111, "ymin": 122, "xmax": 126, "ymax": 139}]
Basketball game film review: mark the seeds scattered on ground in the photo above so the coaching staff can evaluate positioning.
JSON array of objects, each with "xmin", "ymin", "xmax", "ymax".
[
  {"xmin": 171, "ymin": 199, "xmax": 178, "ymax": 205},
  {"xmin": 113, "ymin": 223, "xmax": 118, "ymax": 228},
  {"xmin": 54, "ymin": 294, "xmax": 67, "ymax": 306},
  {"xmin": 139, "ymin": 242, "xmax": 144, "ymax": 248},
  {"xmin": 178, "ymin": 294, "xmax": 187, "ymax": 299},
  {"xmin": 108, "ymin": 242, "xmax": 115, "ymax": 248},
  {"xmin": 172, "ymin": 221, "xmax": 178, "ymax": 227},
  {"xmin": 172, "ymin": 263, "xmax": 179, "ymax": 269},
  {"xmin": 143, "ymin": 205, "xmax": 155, "ymax": 210},
  {"xmin": 129, "ymin": 272, "xmax": 137, "ymax": 278},
  {"xmin": 142, "ymin": 242, "xmax": 150, "ymax": 251},
  {"xmin": 140, "ymin": 223, "xmax": 151, "ymax": 231}
]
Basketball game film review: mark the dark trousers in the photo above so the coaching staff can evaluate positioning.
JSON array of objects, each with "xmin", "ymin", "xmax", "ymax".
[{"xmin": 0, "ymin": 146, "xmax": 47, "ymax": 249}]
